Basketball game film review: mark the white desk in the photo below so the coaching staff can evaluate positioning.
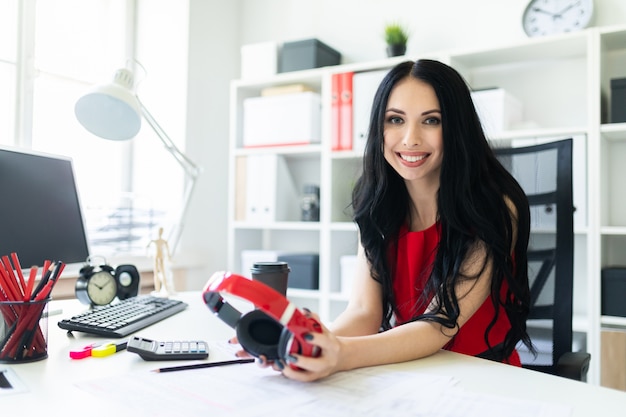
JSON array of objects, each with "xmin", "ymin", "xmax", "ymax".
[{"xmin": 2, "ymin": 292, "xmax": 625, "ymax": 416}]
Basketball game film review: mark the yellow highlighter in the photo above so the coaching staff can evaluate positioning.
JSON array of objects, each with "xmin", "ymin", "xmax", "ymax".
[{"xmin": 91, "ymin": 340, "xmax": 128, "ymax": 358}]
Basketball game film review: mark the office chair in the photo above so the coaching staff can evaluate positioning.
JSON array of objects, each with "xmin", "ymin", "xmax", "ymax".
[{"xmin": 493, "ymin": 138, "xmax": 591, "ymax": 381}]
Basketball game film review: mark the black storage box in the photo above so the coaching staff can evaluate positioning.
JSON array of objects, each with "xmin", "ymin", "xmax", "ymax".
[
  {"xmin": 279, "ymin": 39, "xmax": 341, "ymax": 73},
  {"xmin": 278, "ymin": 253, "xmax": 319, "ymax": 289},
  {"xmin": 610, "ymin": 78, "xmax": 626, "ymax": 123},
  {"xmin": 601, "ymin": 267, "xmax": 626, "ymax": 317}
]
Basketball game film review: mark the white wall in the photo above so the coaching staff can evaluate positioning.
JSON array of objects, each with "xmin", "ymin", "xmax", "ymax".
[
  {"xmin": 183, "ymin": 0, "xmax": 240, "ymax": 288},
  {"xmin": 238, "ymin": 0, "xmax": 626, "ymax": 63},
  {"xmin": 184, "ymin": 0, "xmax": 626, "ymax": 289}
]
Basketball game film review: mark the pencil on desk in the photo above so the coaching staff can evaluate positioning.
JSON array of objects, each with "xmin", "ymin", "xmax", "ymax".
[{"xmin": 152, "ymin": 358, "xmax": 255, "ymax": 373}]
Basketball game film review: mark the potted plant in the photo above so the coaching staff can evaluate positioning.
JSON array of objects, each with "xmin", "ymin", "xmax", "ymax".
[{"xmin": 384, "ymin": 22, "xmax": 409, "ymax": 57}]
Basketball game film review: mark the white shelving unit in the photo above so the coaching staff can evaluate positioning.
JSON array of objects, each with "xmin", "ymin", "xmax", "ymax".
[{"xmin": 227, "ymin": 26, "xmax": 626, "ymax": 386}]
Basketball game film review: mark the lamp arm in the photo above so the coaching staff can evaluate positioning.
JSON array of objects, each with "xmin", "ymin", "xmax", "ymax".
[
  {"xmin": 138, "ymin": 98, "xmax": 202, "ymax": 255},
  {"xmin": 138, "ymin": 98, "xmax": 202, "ymax": 180},
  {"xmin": 169, "ymin": 172, "xmax": 197, "ymax": 255}
]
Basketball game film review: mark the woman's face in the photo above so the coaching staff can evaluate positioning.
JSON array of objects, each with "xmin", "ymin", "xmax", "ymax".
[{"xmin": 383, "ymin": 77, "xmax": 443, "ymax": 186}]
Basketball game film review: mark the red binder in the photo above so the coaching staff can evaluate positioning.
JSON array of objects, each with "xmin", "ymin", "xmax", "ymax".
[
  {"xmin": 331, "ymin": 73, "xmax": 341, "ymax": 151},
  {"xmin": 338, "ymin": 71, "xmax": 354, "ymax": 151}
]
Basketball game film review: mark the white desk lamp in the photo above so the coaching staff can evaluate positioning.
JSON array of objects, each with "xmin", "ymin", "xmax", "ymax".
[{"xmin": 74, "ymin": 67, "xmax": 201, "ymax": 254}]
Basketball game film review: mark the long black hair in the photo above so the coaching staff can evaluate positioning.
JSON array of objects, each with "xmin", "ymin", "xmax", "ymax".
[{"xmin": 351, "ymin": 59, "xmax": 533, "ymax": 360}]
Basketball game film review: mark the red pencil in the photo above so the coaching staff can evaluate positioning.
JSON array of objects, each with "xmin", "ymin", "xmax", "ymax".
[
  {"xmin": 10, "ymin": 253, "xmax": 27, "ymax": 294},
  {"xmin": 1, "ymin": 255, "xmax": 23, "ymax": 298},
  {"xmin": 30, "ymin": 260, "xmax": 52, "ymax": 301},
  {"xmin": 24, "ymin": 266, "xmax": 38, "ymax": 301},
  {"xmin": 35, "ymin": 261, "xmax": 64, "ymax": 301},
  {"xmin": 0, "ymin": 262, "xmax": 19, "ymax": 301}
]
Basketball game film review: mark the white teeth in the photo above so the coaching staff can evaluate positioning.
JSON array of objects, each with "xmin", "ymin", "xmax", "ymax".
[{"xmin": 400, "ymin": 154, "xmax": 426, "ymax": 163}]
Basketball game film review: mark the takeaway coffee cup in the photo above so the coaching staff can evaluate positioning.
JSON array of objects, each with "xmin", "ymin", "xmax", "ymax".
[{"xmin": 250, "ymin": 261, "xmax": 290, "ymax": 296}]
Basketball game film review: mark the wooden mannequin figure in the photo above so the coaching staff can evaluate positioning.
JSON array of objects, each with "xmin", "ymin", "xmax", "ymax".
[{"xmin": 147, "ymin": 227, "xmax": 174, "ymax": 296}]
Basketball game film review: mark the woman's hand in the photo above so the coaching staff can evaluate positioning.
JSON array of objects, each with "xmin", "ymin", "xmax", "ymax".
[
  {"xmin": 228, "ymin": 309, "xmax": 346, "ymax": 381},
  {"xmin": 228, "ymin": 336, "xmax": 284, "ymax": 371},
  {"xmin": 228, "ymin": 336, "xmax": 251, "ymax": 358},
  {"xmin": 280, "ymin": 312, "xmax": 344, "ymax": 382}
]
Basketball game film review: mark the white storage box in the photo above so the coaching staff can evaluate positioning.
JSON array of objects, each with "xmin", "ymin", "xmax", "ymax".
[
  {"xmin": 244, "ymin": 154, "xmax": 299, "ymax": 222},
  {"xmin": 241, "ymin": 42, "xmax": 278, "ymax": 80},
  {"xmin": 243, "ymin": 92, "xmax": 321, "ymax": 147},
  {"xmin": 352, "ymin": 70, "xmax": 388, "ymax": 153},
  {"xmin": 471, "ymin": 88, "xmax": 523, "ymax": 136},
  {"xmin": 340, "ymin": 254, "xmax": 358, "ymax": 296}
]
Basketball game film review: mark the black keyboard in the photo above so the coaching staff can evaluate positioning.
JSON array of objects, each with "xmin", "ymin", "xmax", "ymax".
[{"xmin": 58, "ymin": 295, "xmax": 188, "ymax": 338}]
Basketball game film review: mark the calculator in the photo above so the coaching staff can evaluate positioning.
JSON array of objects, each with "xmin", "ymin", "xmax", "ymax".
[{"xmin": 127, "ymin": 336, "xmax": 209, "ymax": 361}]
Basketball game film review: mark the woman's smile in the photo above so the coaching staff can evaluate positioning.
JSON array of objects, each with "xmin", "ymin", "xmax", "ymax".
[{"xmin": 398, "ymin": 152, "xmax": 429, "ymax": 165}]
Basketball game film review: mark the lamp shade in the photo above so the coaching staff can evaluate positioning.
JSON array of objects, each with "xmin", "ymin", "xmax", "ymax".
[{"xmin": 74, "ymin": 68, "xmax": 142, "ymax": 141}]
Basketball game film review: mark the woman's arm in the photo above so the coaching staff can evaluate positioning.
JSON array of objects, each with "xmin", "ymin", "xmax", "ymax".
[
  {"xmin": 328, "ymin": 242, "xmax": 384, "ymax": 336},
  {"xmin": 282, "ymin": 239, "xmax": 494, "ymax": 382}
]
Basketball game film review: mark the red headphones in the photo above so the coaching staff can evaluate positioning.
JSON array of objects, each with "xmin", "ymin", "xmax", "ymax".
[{"xmin": 202, "ymin": 271, "xmax": 322, "ymax": 362}]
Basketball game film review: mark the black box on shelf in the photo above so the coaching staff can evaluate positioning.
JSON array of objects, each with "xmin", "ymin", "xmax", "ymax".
[
  {"xmin": 601, "ymin": 267, "xmax": 626, "ymax": 317},
  {"xmin": 278, "ymin": 253, "xmax": 319, "ymax": 289},
  {"xmin": 610, "ymin": 78, "xmax": 626, "ymax": 123},
  {"xmin": 279, "ymin": 38, "xmax": 341, "ymax": 73}
]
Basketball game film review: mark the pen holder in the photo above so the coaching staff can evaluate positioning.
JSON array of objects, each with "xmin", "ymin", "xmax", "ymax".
[{"xmin": 0, "ymin": 298, "xmax": 50, "ymax": 363}]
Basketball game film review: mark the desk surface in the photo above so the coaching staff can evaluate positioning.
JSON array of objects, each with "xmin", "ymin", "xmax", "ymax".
[{"xmin": 2, "ymin": 292, "xmax": 625, "ymax": 416}]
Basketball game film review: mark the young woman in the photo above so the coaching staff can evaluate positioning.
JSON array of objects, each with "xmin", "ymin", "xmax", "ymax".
[{"xmin": 261, "ymin": 59, "xmax": 534, "ymax": 382}]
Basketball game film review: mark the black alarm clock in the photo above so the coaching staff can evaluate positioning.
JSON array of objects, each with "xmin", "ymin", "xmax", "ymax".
[{"xmin": 76, "ymin": 257, "xmax": 140, "ymax": 306}]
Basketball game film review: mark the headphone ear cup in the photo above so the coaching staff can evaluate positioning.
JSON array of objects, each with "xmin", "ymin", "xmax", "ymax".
[
  {"xmin": 236, "ymin": 309, "xmax": 284, "ymax": 360},
  {"xmin": 277, "ymin": 326, "xmax": 295, "ymax": 361}
]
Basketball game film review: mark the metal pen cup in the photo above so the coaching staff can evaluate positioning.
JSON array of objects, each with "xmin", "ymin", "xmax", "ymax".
[{"xmin": 0, "ymin": 298, "xmax": 50, "ymax": 363}]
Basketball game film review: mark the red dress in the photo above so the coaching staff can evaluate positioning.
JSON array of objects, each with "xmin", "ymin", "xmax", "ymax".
[{"xmin": 392, "ymin": 222, "xmax": 521, "ymax": 366}]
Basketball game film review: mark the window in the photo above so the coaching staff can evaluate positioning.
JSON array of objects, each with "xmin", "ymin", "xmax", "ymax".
[
  {"xmin": 4, "ymin": 0, "xmax": 189, "ymax": 262},
  {"xmin": 0, "ymin": 0, "xmax": 17, "ymax": 146}
]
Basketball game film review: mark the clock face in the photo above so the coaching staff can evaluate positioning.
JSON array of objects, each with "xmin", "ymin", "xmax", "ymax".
[
  {"xmin": 523, "ymin": 0, "xmax": 594, "ymax": 37},
  {"xmin": 86, "ymin": 270, "xmax": 118, "ymax": 305}
]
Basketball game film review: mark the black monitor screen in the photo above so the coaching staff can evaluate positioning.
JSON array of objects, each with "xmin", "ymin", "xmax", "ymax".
[{"xmin": 0, "ymin": 146, "xmax": 90, "ymax": 268}]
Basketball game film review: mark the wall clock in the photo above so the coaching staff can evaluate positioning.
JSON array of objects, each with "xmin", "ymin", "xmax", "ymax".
[{"xmin": 522, "ymin": 0, "xmax": 594, "ymax": 37}]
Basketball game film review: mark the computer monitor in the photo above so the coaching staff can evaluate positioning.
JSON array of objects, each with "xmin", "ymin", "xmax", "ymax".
[{"xmin": 0, "ymin": 145, "xmax": 90, "ymax": 268}]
